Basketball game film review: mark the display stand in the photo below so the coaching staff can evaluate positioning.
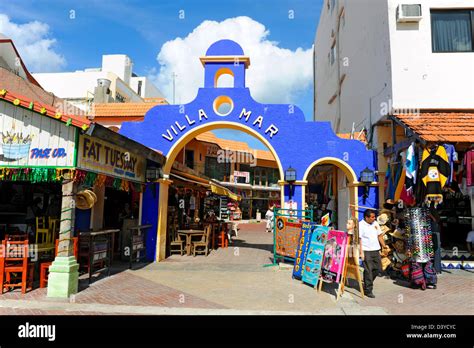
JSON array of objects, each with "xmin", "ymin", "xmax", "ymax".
[
  {"xmin": 128, "ymin": 224, "xmax": 152, "ymax": 270},
  {"xmin": 264, "ymin": 208, "xmax": 313, "ymax": 268},
  {"xmin": 340, "ymin": 234, "xmax": 364, "ymax": 299},
  {"xmin": 317, "ymin": 231, "xmax": 350, "ymax": 301}
]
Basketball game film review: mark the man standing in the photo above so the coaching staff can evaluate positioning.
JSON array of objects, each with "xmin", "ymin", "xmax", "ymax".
[{"xmin": 359, "ymin": 209, "xmax": 388, "ymax": 298}]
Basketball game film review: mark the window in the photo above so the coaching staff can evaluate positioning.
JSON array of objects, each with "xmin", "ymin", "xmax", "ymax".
[
  {"xmin": 137, "ymin": 80, "xmax": 142, "ymax": 96},
  {"xmin": 205, "ymin": 157, "xmax": 231, "ymax": 181},
  {"xmin": 185, "ymin": 150, "xmax": 194, "ymax": 169},
  {"xmin": 431, "ymin": 10, "xmax": 474, "ymax": 52}
]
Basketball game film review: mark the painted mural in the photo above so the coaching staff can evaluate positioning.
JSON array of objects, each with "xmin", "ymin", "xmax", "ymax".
[{"xmin": 0, "ymin": 104, "xmax": 76, "ymax": 167}]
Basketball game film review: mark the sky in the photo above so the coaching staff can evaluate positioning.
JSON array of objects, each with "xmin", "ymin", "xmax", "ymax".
[{"xmin": 0, "ymin": 0, "xmax": 323, "ymax": 150}]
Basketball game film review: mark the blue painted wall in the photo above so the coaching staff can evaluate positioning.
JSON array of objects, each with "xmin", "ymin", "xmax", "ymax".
[
  {"xmin": 75, "ymin": 208, "xmax": 91, "ymax": 234},
  {"xmin": 141, "ymin": 183, "xmax": 159, "ymax": 261}
]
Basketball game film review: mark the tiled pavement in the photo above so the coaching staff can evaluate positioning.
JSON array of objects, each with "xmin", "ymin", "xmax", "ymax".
[{"xmin": 0, "ymin": 222, "xmax": 472, "ymax": 315}]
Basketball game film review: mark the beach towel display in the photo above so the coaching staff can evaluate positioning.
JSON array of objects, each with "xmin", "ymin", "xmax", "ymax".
[{"xmin": 419, "ymin": 145, "xmax": 450, "ymax": 207}]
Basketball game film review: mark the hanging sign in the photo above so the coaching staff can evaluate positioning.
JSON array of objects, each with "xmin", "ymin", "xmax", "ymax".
[
  {"xmin": 77, "ymin": 135, "xmax": 145, "ymax": 182},
  {"xmin": 275, "ymin": 216, "xmax": 303, "ymax": 259},
  {"xmin": 233, "ymin": 170, "xmax": 250, "ymax": 183},
  {"xmin": 293, "ymin": 221, "xmax": 313, "ymax": 280},
  {"xmin": 301, "ymin": 225, "xmax": 329, "ymax": 287},
  {"xmin": 0, "ymin": 110, "xmax": 75, "ymax": 167},
  {"xmin": 321, "ymin": 230, "xmax": 348, "ymax": 283}
]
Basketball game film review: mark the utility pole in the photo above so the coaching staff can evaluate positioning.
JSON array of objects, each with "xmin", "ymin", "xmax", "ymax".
[{"xmin": 172, "ymin": 72, "xmax": 177, "ymax": 104}]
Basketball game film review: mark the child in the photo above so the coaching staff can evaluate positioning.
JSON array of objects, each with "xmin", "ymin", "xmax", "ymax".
[{"xmin": 265, "ymin": 205, "xmax": 274, "ymax": 233}]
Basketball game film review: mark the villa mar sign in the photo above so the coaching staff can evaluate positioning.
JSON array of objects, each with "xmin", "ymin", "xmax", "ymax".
[{"xmin": 161, "ymin": 108, "xmax": 279, "ymax": 142}]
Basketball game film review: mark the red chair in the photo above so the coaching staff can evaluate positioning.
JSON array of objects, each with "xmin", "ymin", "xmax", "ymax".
[
  {"xmin": 39, "ymin": 237, "xmax": 78, "ymax": 288},
  {"xmin": 0, "ymin": 239, "xmax": 34, "ymax": 294},
  {"xmin": 215, "ymin": 223, "xmax": 229, "ymax": 248}
]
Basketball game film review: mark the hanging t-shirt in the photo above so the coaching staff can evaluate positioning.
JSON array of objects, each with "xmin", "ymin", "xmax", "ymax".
[
  {"xmin": 443, "ymin": 144, "xmax": 456, "ymax": 185},
  {"xmin": 189, "ymin": 195, "xmax": 196, "ymax": 210},
  {"xmin": 464, "ymin": 150, "xmax": 474, "ymax": 187}
]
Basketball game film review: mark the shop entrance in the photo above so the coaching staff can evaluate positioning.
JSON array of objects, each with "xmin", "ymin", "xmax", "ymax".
[
  {"xmin": 303, "ymin": 158, "xmax": 358, "ymax": 230},
  {"xmin": 103, "ymin": 187, "xmax": 139, "ymax": 259}
]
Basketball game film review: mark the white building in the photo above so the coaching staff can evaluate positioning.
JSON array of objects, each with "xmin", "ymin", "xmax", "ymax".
[
  {"xmin": 33, "ymin": 54, "xmax": 165, "ymax": 112},
  {"xmin": 314, "ymin": 0, "xmax": 474, "ymax": 138}
]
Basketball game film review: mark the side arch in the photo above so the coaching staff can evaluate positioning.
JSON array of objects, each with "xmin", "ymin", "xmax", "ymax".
[{"xmin": 302, "ymin": 157, "xmax": 360, "ymax": 222}]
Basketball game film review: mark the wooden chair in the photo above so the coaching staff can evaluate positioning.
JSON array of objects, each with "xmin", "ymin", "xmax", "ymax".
[
  {"xmin": 35, "ymin": 217, "xmax": 51, "ymax": 245},
  {"xmin": 169, "ymin": 222, "xmax": 185, "ymax": 256},
  {"xmin": 39, "ymin": 237, "xmax": 78, "ymax": 288},
  {"xmin": 192, "ymin": 225, "xmax": 212, "ymax": 256},
  {"xmin": 0, "ymin": 239, "xmax": 34, "ymax": 294},
  {"xmin": 48, "ymin": 218, "xmax": 60, "ymax": 244}
]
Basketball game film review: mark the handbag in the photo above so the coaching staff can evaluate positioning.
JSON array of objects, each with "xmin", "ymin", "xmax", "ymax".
[
  {"xmin": 411, "ymin": 262, "xmax": 426, "ymax": 290},
  {"xmin": 423, "ymin": 261, "xmax": 437, "ymax": 286}
]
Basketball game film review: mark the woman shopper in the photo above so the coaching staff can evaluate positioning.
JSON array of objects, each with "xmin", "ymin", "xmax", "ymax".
[{"xmin": 265, "ymin": 205, "xmax": 275, "ymax": 233}]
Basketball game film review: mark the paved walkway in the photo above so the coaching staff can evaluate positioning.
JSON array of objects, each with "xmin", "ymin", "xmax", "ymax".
[{"xmin": 0, "ymin": 222, "xmax": 472, "ymax": 315}]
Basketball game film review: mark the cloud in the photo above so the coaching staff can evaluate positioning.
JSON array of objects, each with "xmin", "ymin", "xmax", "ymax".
[
  {"xmin": 149, "ymin": 16, "xmax": 313, "ymax": 105},
  {"xmin": 0, "ymin": 14, "xmax": 66, "ymax": 72}
]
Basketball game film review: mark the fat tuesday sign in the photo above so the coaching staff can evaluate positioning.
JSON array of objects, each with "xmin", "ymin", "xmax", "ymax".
[
  {"xmin": 161, "ymin": 108, "xmax": 279, "ymax": 142},
  {"xmin": 77, "ymin": 135, "xmax": 145, "ymax": 182}
]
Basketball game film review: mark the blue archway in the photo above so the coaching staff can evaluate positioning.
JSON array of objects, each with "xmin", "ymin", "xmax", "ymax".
[{"xmin": 120, "ymin": 40, "xmax": 377, "ymax": 261}]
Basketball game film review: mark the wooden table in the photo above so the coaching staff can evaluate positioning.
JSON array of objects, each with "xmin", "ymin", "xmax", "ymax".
[{"xmin": 177, "ymin": 229, "xmax": 205, "ymax": 256}]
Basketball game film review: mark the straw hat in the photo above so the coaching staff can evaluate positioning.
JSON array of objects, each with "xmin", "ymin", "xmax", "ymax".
[
  {"xmin": 380, "ymin": 224, "xmax": 391, "ymax": 234},
  {"xmin": 75, "ymin": 189, "xmax": 97, "ymax": 210},
  {"xmin": 377, "ymin": 213, "xmax": 390, "ymax": 226},
  {"xmin": 381, "ymin": 256, "xmax": 391, "ymax": 271},
  {"xmin": 389, "ymin": 228, "xmax": 407, "ymax": 240}
]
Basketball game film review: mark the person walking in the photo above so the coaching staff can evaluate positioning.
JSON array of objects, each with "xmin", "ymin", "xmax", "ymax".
[
  {"xmin": 265, "ymin": 205, "xmax": 274, "ymax": 233},
  {"xmin": 359, "ymin": 209, "xmax": 389, "ymax": 298}
]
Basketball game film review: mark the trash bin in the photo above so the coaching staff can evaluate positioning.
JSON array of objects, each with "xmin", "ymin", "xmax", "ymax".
[{"xmin": 256, "ymin": 210, "xmax": 261, "ymax": 222}]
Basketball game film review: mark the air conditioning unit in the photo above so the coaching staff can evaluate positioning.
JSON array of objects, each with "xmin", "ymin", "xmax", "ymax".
[{"xmin": 397, "ymin": 4, "xmax": 422, "ymax": 22}]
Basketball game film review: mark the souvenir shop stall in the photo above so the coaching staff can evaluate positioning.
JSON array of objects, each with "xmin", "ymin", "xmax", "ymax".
[
  {"xmin": 383, "ymin": 140, "xmax": 474, "ymax": 272},
  {"xmin": 305, "ymin": 165, "xmax": 338, "ymax": 228}
]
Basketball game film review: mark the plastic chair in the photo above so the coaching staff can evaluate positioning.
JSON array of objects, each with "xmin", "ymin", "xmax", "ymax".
[
  {"xmin": 0, "ymin": 239, "xmax": 34, "ymax": 294},
  {"xmin": 39, "ymin": 237, "xmax": 78, "ymax": 288},
  {"xmin": 215, "ymin": 223, "xmax": 228, "ymax": 248}
]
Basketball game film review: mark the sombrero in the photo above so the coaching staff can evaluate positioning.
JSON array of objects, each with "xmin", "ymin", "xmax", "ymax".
[
  {"xmin": 377, "ymin": 213, "xmax": 390, "ymax": 226},
  {"xmin": 75, "ymin": 189, "xmax": 97, "ymax": 210},
  {"xmin": 389, "ymin": 228, "xmax": 407, "ymax": 240}
]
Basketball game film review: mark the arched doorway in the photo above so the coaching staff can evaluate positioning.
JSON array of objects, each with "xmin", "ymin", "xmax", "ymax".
[
  {"xmin": 302, "ymin": 157, "xmax": 359, "ymax": 229},
  {"xmin": 156, "ymin": 122, "xmax": 285, "ymax": 261}
]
